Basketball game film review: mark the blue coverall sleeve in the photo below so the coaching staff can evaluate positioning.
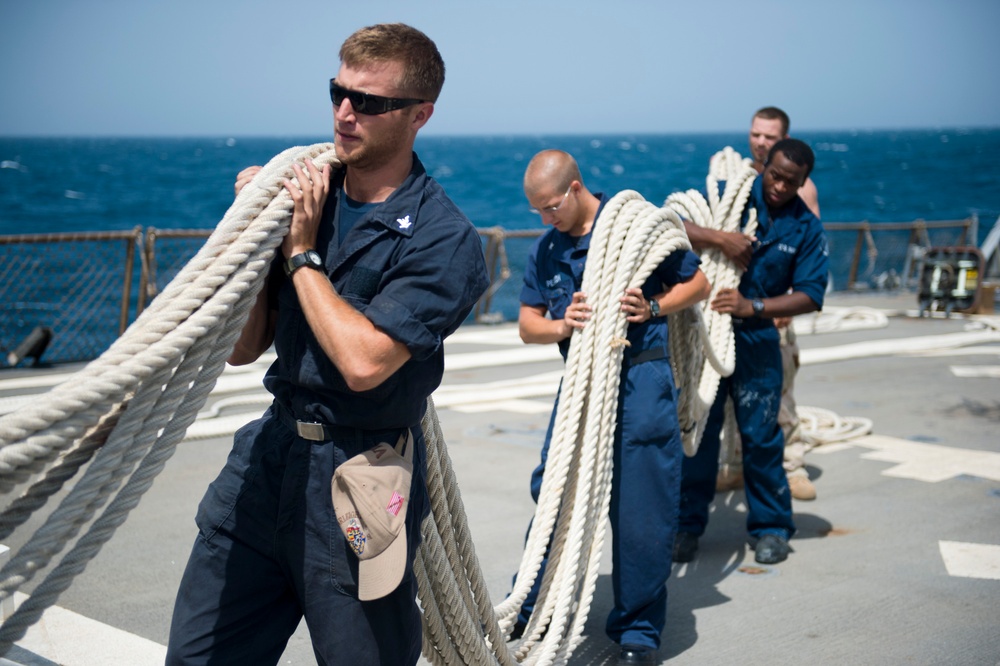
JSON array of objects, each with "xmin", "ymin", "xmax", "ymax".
[
  {"xmin": 791, "ymin": 219, "xmax": 830, "ymax": 309},
  {"xmin": 366, "ymin": 219, "xmax": 489, "ymax": 361},
  {"xmin": 652, "ymin": 249, "xmax": 702, "ymax": 287},
  {"xmin": 519, "ymin": 235, "xmax": 547, "ymax": 309}
]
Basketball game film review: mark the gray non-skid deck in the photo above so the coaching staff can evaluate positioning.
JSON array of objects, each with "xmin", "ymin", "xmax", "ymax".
[{"xmin": 1, "ymin": 291, "xmax": 998, "ymax": 665}]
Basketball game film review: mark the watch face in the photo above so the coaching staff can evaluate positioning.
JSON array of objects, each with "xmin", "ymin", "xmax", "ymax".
[{"xmin": 306, "ymin": 250, "xmax": 322, "ymax": 266}]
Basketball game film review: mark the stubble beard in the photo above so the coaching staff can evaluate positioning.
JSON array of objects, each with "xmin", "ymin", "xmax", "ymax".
[{"xmin": 335, "ymin": 118, "xmax": 411, "ymax": 172}]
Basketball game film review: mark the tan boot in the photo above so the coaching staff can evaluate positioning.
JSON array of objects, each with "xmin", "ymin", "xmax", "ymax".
[
  {"xmin": 716, "ymin": 465, "xmax": 744, "ymax": 492},
  {"xmin": 789, "ymin": 475, "xmax": 817, "ymax": 501}
]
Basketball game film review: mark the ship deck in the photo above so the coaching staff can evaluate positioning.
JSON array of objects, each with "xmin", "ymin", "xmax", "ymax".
[{"xmin": 1, "ymin": 290, "xmax": 998, "ymax": 665}]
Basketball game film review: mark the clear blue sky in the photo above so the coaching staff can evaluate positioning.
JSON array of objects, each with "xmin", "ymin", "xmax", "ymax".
[{"xmin": 2, "ymin": 0, "xmax": 998, "ymax": 137}]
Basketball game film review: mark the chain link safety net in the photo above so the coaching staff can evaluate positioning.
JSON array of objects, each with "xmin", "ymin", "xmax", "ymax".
[
  {"xmin": 0, "ymin": 219, "xmax": 980, "ymax": 367},
  {"xmin": 0, "ymin": 230, "xmax": 141, "ymax": 365}
]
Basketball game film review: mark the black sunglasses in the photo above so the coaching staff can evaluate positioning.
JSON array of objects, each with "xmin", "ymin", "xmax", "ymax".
[{"xmin": 329, "ymin": 80, "xmax": 425, "ymax": 116}]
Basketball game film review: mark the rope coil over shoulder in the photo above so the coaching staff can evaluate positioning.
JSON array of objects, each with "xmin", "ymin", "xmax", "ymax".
[
  {"xmin": 0, "ymin": 143, "xmax": 338, "ymax": 653},
  {"xmin": 662, "ymin": 147, "xmax": 758, "ymax": 455}
]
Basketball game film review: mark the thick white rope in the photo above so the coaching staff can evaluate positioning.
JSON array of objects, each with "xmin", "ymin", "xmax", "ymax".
[
  {"xmin": 0, "ymin": 143, "xmax": 339, "ymax": 653},
  {"xmin": 796, "ymin": 406, "xmax": 874, "ymax": 446},
  {"xmin": 411, "ymin": 192, "xmax": 692, "ymax": 666},
  {"xmin": 497, "ymin": 193, "xmax": 690, "ymax": 665},
  {"xmin": 662, "ymin": 147, "xmax": 758, "ymax": 455}
]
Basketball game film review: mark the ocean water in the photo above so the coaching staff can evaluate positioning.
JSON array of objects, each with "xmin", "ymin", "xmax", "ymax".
[{"xmin": 2, "ymin": 129, "xmax": 999, "ymax": 324}]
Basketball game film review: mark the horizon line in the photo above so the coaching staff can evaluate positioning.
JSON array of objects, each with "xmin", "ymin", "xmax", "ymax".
[{"xmin": 2, "ymin": 125, "xmax": 999, "ymax": 141}]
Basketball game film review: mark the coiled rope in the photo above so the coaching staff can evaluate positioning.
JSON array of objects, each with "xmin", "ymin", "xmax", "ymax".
[
  {"xmin": 497, "ymin": 192, "xmax": 693, "ymax": 664},
  {"xmin": 796, "ymin": 406, "xmax": 874, "ymax": 446},
  {"xmin": 661, "ymin": 147, "xmax": 759, "ymax": 454},
  {"xmin": 0, "ymin": 143, "xmax": 338, "ymax": 653}
]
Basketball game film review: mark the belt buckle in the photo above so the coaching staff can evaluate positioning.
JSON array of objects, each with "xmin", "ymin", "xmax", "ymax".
[{"xmin": 296, "ymin": 421, "xmax": 327, "ymax": 441}]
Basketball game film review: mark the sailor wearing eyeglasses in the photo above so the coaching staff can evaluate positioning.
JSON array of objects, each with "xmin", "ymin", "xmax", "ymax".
[
  {"xmin": 513, "ymin": 150, "xmax": 710, "ymax": 665},
  {"xmin": 166, "ymin": 23, "xmax": 489, "ymax": 666}
]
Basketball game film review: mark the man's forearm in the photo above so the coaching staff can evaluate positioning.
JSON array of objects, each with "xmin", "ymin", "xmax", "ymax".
[
  {"xmin": 229, "ymin": 288, "xmax": 276, "ymax": 365},
  {"xmin": 518, "ymin": 304, "xmax": 571, "ymax": 345},
  {"xmin": 658, "ymin": 270, "xmax": 711, "ymax": 315},
  {"xmin": 683, "ymin": 220, "xmax": 716, "ymax": 252},
  {"xmin": 755, "ymin": 291, "xmax": 821, "ymax": 319}
]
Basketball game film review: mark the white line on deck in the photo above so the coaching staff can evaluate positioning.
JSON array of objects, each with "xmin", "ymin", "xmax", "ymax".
[
  {"xmin": 434, "ymin": 370, "xmax": 563, "ymax": 407},
  {"xmin": 816, "ymin": 434, "xmax": 1000, "ymax": 483},
  {"xmin": 800, "ymin": 330, "xmax": 1000, "ymax": 365},
  {"xmin": 451, "ymin": 399, "xmax": 553, "ymax": 414},
  {"xmin": 445, "ymin": 326, "xmax": 524, "ymax": 346},
  {"xmin": 8, "ymin": 593, "xmax": 165, "ymax": 666},
  {"xmin": 444, "ymin": 345, "xmax": 562, "ymax": 371},
  {"xmin": 938, "ymin": 541, "xmax": 1000, "ymax": 580},
  {"xmin": 950, "ymin": 365, "xmax": 1000, "ymax": 378}
]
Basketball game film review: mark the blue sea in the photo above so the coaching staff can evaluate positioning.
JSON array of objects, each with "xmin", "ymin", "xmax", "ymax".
[{"xmin": 2, "ymin": 129, "xmax": 999, "ymax": 325}]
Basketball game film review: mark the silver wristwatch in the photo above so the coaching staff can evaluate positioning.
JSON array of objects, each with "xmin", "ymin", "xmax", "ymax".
[
  {"xmin": 648, "ymin": 298, "xmax": 661, "ymax": 317},
  {"xmin": 284, "ymin": 249, "xmax": 323, "ymax": 277},
  {"xmin": 751, "ymin": 298, "xmax": 765, "ymax": 317}
]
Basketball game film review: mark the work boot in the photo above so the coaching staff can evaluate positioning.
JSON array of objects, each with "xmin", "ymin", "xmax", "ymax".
[
  {"xmin": 789, "ymin": 475, "xmax": 817, "ymax": 501},
  {"xmin": 672, "ymin": 532, "xmax": 699, "ymax": 563},
  {"xmin": 617, "ymin": 644, "xmax": 658, "ymax": 664},
  {"xmin": 751, "ymin": 534, "xmax": 791, "ymax": 564}
]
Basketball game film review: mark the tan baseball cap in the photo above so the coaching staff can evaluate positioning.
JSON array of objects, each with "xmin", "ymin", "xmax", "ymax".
[{"xmin": 332, "ymin": 436, "xmax": 412, "ymax": 601}]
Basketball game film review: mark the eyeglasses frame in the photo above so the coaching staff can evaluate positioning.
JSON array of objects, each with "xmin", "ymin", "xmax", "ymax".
[
  {"xmin": 530, "ymin": 184, "xmax": 574, "ymax": 215},
  {"xmin": 329, "ymin": 79, "xmax": 426, "ymax": 116}
]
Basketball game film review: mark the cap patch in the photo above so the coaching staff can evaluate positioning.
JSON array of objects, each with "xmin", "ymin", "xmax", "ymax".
[
  {"xmin": 344, "ymin": 517, "xmax": 366, "ymax": 556},
  {"xmin": 386, "ymin": 491, "xmax": 405, "ymax": 517}
]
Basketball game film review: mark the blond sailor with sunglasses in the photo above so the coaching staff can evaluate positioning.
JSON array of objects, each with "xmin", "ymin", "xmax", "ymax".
[{"xmin": 166, "ymin": 23, "xmax": 489, "ymax": 666}]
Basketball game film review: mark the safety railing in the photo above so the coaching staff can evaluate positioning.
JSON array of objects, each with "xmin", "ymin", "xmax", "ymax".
[
  {"xmin": 823, "ymin": 217, "xmax": 978, "ymax": 290},
  {"xmin": 0, "ymin": 218, "xmax": 988, "ymax": 366},
  {"xmin": 139, "ymin": 228, "xmax": 218, "ymax": 314},
  {"xmin": 473, "ymin": 227, "xmax": 542, "ymax": 323},
  {"xmin": 0, "ymin": 228, "xmax": 142, "ymax": 365}
]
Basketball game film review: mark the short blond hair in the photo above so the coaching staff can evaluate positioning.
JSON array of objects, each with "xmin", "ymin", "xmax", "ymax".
[{"xmin": 339, "ymin": 23, "xmax": 445, "ymax": 101}]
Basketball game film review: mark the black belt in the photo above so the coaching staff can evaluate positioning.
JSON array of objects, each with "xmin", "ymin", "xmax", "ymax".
[
  {"xmin": 733, "ymin": 316, "xmax": 775, "ymax": 330},
  {"xmin": 624, "ymin": 347, "xmax": 668, "ymax": 367}
]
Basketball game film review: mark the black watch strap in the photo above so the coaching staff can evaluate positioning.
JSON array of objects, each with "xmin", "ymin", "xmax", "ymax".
[{"xmin": 284, "ymin": 250, "xmax": 323, "ymax": 277}]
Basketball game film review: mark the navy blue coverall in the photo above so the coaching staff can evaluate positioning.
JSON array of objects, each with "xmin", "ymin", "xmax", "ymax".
[
  {"xmin": 678, "ymin": 175, "xmax": 829, "ymax": 542},
  {"xmin": 518, "ymin": 194, "xmax": 702, "ymax": 651},
  {"xmin": 167, "ymin": 155, "xmax": 490, "ymax": 666}
]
